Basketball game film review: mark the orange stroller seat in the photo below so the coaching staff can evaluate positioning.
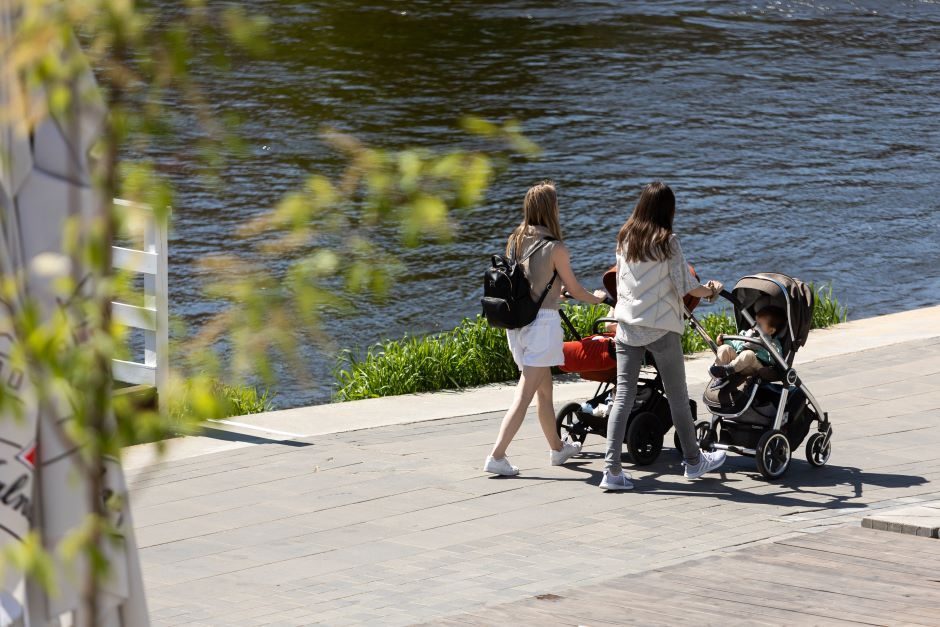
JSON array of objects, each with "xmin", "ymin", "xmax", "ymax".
[{"xmin": 560, "ymin": 335, "xmax": 616, "ymax": 382}]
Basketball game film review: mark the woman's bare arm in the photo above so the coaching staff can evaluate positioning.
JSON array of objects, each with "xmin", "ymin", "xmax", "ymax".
[
  {"xmin": 688, "ymin": 280, "xmax": 722, "ymax": 299},
  {"xmin": 688, "ymin": 284, "xmax": 715, "ymax": 298},
  {"xmin": 552, "ymin": 244, "xmax": 605, "ymax": 304}
]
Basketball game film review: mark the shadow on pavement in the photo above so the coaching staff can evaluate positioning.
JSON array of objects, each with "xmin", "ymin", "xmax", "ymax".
[
  {"xmin": 481, "ymin": 447, "xmax": 927, "ymax": 512},
  {"xmin": 495, "ymin": 461, "xmax": 605, "ymax": 484},
  {"xmin": 622, "ymin": 449, "xmax": 928, "ymax": 510},
  {"xmin": 200, "ymin": 427, "xmax": 314, "ymax": 447}
]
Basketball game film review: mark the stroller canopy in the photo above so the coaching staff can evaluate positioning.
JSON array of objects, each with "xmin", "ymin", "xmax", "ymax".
[{"xmin": 731, "ymin": 273, "xmax": 815, "ymax": 361}]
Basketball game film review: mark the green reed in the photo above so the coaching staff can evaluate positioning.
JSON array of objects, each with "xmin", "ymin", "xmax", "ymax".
[
  {"xmin": 334, "ymin": 288, "xmax": 847, "ymax": 401},
  {"xmin": 215, "ymin": 382, "xmax": 276, "ymax": 416},
  {"xmin": 681, "ymin": 311, "xmax": 739, "ymax": 354},
  {"xmin": 168, "ymin": 380, "xmax": 275, "ymax": 427},
  {"xmin": 558, "ymin": 301, "xmax": 614, "ymax": 341},
  {"xmin": 811, "ymin": 282, "xmax": 849, "ymax": 329},
  {"xmin": 333, "ymin": 303, "xmax": 608, "ymax": 402}
]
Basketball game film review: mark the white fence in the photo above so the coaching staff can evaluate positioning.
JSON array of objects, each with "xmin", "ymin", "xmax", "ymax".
[{"xmin": 111, "ymin": 199, "xmax": 168, "ymax": 407}]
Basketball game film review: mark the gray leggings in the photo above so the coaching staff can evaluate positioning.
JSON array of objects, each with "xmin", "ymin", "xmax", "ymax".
[{"xmin": 605, "ymin": 331, "xmax": 701, "ymax": 473}]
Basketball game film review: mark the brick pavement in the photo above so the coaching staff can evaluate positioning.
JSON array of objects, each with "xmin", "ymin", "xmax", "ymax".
[{"xmin": 132, "ymin": 337, "xmax": 940, "ymax": 626}]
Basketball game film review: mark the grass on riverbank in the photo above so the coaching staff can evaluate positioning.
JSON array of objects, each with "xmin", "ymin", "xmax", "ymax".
[
  {"xmin": 118, "ymin": 379, "xmax": 275, "ymax": 446},
  {"xmin": 812, "ymin": 282, "xmax": 849, "ymax": 329},
  {"xmin": 168, "ymin": 379, "xmax": 275, "ymax": 426},
  {"xmin": 333, "ymin": 303, "xmax": 610, "ymax": 402},
  {"xmin": 333, "ymin": 285, "xmax": 848, "ymax": 402}
]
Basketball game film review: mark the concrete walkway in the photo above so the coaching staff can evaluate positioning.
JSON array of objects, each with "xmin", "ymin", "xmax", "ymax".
[{"xmin": 128, "ymin": 306, "xmax": 940, "ymax": 626}]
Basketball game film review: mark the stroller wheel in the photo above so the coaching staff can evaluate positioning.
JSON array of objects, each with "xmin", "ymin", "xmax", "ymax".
[
  {"xmin": 805, "ymin": 430, "xmax": 832, "ymax": 467},
  {"xmin": 756, "ymin": 429, "xmax": 791, "ymax": 480},
  {"xmin": 627, "ymin": 411, "xmax": 663, "ymax": 465},
  {"xmin": 555, "ymin": 402, "xmax": 588, "ymax": 445},
  {"xmin": 674, "ymin": 419, "xmax": 712, "ymax": 456}
]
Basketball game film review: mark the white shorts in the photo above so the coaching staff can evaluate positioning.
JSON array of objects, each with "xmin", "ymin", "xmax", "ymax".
[{"xmin": 506, "ymin": 309, "xmax": 565, "ymax": 368}]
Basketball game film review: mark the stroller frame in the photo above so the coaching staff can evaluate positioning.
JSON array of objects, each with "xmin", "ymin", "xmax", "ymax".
[
  {"xmin": 555, "ymin": 313, "xmax": 696, "ymax": 465},
  {"xmin": 687, "ymin": 274, "xmax": 833, "ymax": 480}
]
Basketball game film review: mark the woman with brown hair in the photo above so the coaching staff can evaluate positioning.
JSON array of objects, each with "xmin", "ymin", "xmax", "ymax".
[
  {"xmin": 484, "ymin": 181, "xmax": 607, "ymax": 476},
  {"xmin": 600, "ymin": 182, "xmax": 727, "ymax": 490}
]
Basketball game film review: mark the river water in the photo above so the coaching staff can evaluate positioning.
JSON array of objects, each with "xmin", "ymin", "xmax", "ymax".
[{"xmin": 160, "ymin": 0, "xmax": 940, "ymax": 408}]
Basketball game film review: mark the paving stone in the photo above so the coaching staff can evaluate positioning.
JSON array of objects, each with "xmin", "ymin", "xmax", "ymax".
[
  {"xmin": 862, "ymin": 505, "xmax": 940, "ymax": 538},
  {"xmin": 136, "ymin": 337, "xmax": 940, "ymax": 625}
]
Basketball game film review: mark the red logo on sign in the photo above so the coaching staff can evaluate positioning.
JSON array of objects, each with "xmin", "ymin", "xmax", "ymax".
[{"xmin": 16, "ymin": 442, "xmax": 36, "ymax": 470}]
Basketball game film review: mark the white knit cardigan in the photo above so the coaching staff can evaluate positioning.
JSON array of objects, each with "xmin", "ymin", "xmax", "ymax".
[{"xmin": 613, "ymin": 249, "xmax": 686, "ymax": 336}]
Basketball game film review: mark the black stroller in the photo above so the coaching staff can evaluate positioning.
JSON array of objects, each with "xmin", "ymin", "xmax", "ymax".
[
  {"xmin": 553, "ymin": 266, "xmax": 700, "ymax": 465},
  {"xmin": 687, "ymin": 273, "xmax": 833, "ymax": 480},
  {"xmin": 553, "ymin": 314, "xmax": 696, "ymax": 465}
]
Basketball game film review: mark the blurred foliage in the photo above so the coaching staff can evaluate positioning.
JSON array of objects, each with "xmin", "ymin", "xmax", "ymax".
[
  {"xmin": 1, "ymin": 0, "xmax": 533, "ymax": 619},
  {"xmin": 196, "ymin": 119, "xmax": 533, "ymax": 389},
  {"xmin": 166, "ymin": 378, "xmax": 274, "ymax": 427}
]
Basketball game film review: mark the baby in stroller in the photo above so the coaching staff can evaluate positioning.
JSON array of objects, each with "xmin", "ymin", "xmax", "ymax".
[
  {"xmin": 688, "ymin": 273, "xmax": 833, "ymax": 480},
  {"xmin": 709, "ymin": 305, "xmax": 785, "ymax": 380}
]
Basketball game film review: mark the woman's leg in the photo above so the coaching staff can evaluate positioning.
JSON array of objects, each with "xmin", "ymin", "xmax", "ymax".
[
  {"xmin": 535, "ymin": 370, "xmax": 564, "ymax": 451},
  {"xmin": 648, "ymin": 333, "xmax": 701, "ymax": 465},
  {"xmin": 604, "ymin": 341, "xmax": 645, "ymax": 475},
  {"xmin": 491, "ymin": 366, "xmax": 549, "ymax": 459}
]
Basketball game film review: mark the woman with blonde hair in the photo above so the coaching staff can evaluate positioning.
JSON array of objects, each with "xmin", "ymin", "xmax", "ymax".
[
  {"xmin": 484, "ymin": 181, "xmax": 607, "ymax": 476},
  {"xmin": 600, "ymin": 181, "xmax": 726, "ymax": 490}
]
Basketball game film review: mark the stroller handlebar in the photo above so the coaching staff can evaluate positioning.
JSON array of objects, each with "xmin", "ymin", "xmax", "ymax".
[
  {"xmin": 592, "ymin": 317, "xmax": 618, "ymax": 335},
  {"xmin": 561, "ymin": 290, "xmax": 615, "ymax": 307},
  {"xmin": 720, "ymin": 334, "xmax": 765, "ymax": 348},
  {"xmin": 718, "ymin": 289, "xmax": 739, "ymax": 307}
]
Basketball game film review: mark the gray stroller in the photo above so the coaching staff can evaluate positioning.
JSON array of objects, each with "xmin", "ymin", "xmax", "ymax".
[{"xmin": 686, "ymin": 273, "xmax": 833, "ymax": 480}]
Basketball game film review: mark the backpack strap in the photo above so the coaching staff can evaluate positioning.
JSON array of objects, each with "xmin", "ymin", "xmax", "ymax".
[
  {"xmin": 516, "ymin": 236, "xmax": 559, "ymax": 312},
  {"xmin": 514, "ymin": 236, "xmax": 556, "ymax": 263},
  {"xmin": 534, "ymin": 269, "xmax": 559, "ymax": 308},
  {"xmin": 530, "ymin": 237, "xmax": 559, "ymax": 309},
  {"xmin": 557, "ymin": 306, "xmax": 580, "ymax": 339}
]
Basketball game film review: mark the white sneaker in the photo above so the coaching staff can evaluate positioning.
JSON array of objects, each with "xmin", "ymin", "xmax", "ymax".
[
  {"xmin": 550, "ymin": 440, "xmax": 582, "ymax": 466},
  {"xmin": 483, "ymin": 455, "xmax": 519, "ymax": 476},
  {"xmin": 599, "ymin": 469, "xmax": 634, "ymax": 490},
  {"xmin": 683, "ymin": 449, "xmax": 727, "ymax": 479}
]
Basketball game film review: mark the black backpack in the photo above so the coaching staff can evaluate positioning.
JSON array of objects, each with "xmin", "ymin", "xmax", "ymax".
[{"xmin": 481, "ymin": 237, "xmax": 558, "ymax": 329}]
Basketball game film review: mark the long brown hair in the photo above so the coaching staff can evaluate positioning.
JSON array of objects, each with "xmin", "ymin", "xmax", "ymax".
[
  {"xmin": 506, "ymin": 181, "xmax": 564, "ymax": 257},
  {"xmin": 616, "ymin": 181, "xmax": 675, "ymax": 262}
]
